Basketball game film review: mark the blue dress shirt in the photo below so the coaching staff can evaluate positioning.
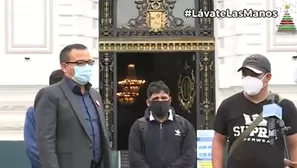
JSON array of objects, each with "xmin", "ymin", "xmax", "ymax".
[{"xmin": 24, "ymin": 106, "xmax": 41, "ymax": 168}]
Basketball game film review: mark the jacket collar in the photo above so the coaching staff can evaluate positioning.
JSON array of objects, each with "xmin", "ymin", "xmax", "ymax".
[
  {"xmin": 149, "ymin": 109, "xmax": 174, "ymax": 121},
  {"xmin": 64, "ymin": 77, "xmax": 92, "ymax": 95},
  {"xmin": 144, "ymin": 107, "xmax": 176, "ymax": 121}
]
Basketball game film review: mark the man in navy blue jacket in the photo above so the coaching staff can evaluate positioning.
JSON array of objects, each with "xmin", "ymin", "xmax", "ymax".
[
  {"xmin": 24, "ymin": 69, "xmax": 64, "ymax": 168},
  {"xmin": 128, "ymin": 81, "xmax": 196, "ymax": 168}
]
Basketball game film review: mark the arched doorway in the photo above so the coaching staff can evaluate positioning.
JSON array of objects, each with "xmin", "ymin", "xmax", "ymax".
[{"xmin": 99, "ymin": 0, "xmax": 215, "ymax": 167}]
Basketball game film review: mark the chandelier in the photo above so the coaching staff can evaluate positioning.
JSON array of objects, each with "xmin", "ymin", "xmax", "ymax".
[{"xmin": 117, "ymin": 64, "xmax": 145, "ymax": 105}]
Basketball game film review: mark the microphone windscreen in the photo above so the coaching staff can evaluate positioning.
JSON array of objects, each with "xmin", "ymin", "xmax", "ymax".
[{"xmin": 263, "ymin": 103, "xmax": 282, "ymax": 119}]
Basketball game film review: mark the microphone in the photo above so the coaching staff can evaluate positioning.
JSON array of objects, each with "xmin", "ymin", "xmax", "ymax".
[{"xmin": 263, "ymin": 93, "xmax": 282, "ymax": 146}]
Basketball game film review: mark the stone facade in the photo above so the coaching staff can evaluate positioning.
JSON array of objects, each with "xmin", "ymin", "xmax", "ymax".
[
  {"xmin": 0, "ymin": 0, "xmax": 99, "ymax": 140},
  {"xmin": 214, "ymin": 0, "xmax": 297, "ymax": 106},
  {"xmin": 1, "ymin": 0, "xmax": 297, "ymax": 140}
]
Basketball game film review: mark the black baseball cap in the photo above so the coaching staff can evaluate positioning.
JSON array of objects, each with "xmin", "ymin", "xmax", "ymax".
[{"xmin": 237, "ymin": 54, "xmax": 271, "ymax": 74}]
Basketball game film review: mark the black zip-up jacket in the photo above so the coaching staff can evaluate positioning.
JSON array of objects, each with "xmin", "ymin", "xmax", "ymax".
[{"xmin": 128, "ymin": 108, "xmax": 196, "ymax": 168}]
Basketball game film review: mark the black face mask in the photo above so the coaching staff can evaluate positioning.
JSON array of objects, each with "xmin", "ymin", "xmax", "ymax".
[{"xmin": 149, "ymin": 101, "xmax": 171, "ymax": 118}]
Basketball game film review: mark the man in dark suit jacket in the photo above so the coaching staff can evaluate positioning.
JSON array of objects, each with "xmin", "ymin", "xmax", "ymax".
[{"xmin": 34, "ymin": 44, "xmax": 111, "ymax": 168}]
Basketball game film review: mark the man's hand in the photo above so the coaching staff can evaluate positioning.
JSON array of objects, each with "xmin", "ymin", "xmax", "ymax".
[{"xmin": 285, "ymin": 158, "xmax": 297, "ymax": 168}]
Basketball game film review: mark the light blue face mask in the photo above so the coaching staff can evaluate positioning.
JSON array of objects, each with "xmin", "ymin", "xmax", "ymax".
[{"xmin": 72, "ymin": 64, "xmax": 92, "ymax": 85}]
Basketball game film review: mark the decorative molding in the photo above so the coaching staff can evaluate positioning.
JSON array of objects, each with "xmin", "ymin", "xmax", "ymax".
[
  {"xmin": 0, "ymin": 107, "xmax": 28, "ymax": 140},
  {"xmin": 0, "ymin": 104, "xmax": 30, "ymax": 111},
  {"xmin": 0, "ymin": 85, "xmax": 42, "ymax": 141},
  {"xmin": 267, "ymin": 0, "xmax": 297, "ymax": 52},
  {"xmin": 0, "ymin": 124, "xmax": 24, "ymax": 132},
  {"xmin": 4, "ymin": 0, "xmax": 53, "ymax": 54},
  {"xmin": 99, "ymin": 37, "xmax": 215, "ymax": 52},
  {"xmin": 0, "ymin": 84, "xmax": 99, "ymax": 141}
]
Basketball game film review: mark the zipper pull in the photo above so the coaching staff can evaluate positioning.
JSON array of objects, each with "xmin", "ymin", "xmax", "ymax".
[{"xmin": 160, "ymin": 123, "xmax": 162, "ymax": 129}]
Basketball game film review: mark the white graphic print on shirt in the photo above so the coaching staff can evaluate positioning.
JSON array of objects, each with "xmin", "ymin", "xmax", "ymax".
[{"xmin": 232, "ymin": 114, "xmax": 271, "ymax": 143}]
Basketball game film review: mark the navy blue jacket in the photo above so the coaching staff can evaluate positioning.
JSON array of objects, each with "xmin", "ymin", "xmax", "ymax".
[{"xmin": 24, "ymin": 106, "xmax": 41, "ymax": 168}]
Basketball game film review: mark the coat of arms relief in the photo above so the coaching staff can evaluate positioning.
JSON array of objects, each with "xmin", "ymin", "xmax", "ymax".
[{"xmin": 121, "ymin": 0, "xmax": 190, "ymax": 32}]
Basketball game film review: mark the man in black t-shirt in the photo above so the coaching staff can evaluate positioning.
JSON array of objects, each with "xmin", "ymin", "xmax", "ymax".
[{"xmin": 212, "ymin": 54, "xmax": 297, "ymax": 168}]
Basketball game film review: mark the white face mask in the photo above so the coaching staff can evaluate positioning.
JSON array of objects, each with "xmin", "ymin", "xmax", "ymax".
[{"xmin": 242, "ymin": 76, "xmax": 265, "ymax": 96}]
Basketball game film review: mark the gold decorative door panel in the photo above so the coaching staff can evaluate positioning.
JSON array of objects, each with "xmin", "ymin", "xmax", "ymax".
[{"xmin": 178, "ymin": 57, "xmax": 196, "ymax": 113}]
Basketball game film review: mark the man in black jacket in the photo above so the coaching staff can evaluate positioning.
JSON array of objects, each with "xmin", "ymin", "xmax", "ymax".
[{"xmin": 128, "ymin": 81, "xmax": 196, "ymax": 168}]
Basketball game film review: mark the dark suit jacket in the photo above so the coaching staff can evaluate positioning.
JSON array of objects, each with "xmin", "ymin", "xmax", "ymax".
[{"xmin": 34, "ymin": 78, "xmax": 111, "ymax": 168}]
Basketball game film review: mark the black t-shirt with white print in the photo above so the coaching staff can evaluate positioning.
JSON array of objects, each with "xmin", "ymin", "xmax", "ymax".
[{"xmin": 214, "ymin": 92, "xmax": 297, "ymax": 168}]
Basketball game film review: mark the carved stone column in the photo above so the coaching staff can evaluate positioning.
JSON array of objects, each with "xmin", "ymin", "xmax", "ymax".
[
  {"xmin": 99, "ymin": 0, "xmax": 115, "ymax": 146},
  {"xmin": 197, "ymin": 51, "xmax": 215, "ymax": 129},
  {"xmin": 99, "ymin": 0, "xmax": 114, "ymax": 37},
  {"xmin": 195, "ymin": 0, "xmax": 215, "ymax": 129},
  {"xmin": 196, "ymin": 0, "xmax": 214, "ymax": 36},
  {"xmin": 99, "ymin": 52, "xmax": 115, "ymax": 147}
]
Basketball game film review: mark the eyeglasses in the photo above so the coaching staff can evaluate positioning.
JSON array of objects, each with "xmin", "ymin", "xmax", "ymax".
[{"xmin": 65, "ymin": 60, "xmax": 95, "ymax": 66}]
